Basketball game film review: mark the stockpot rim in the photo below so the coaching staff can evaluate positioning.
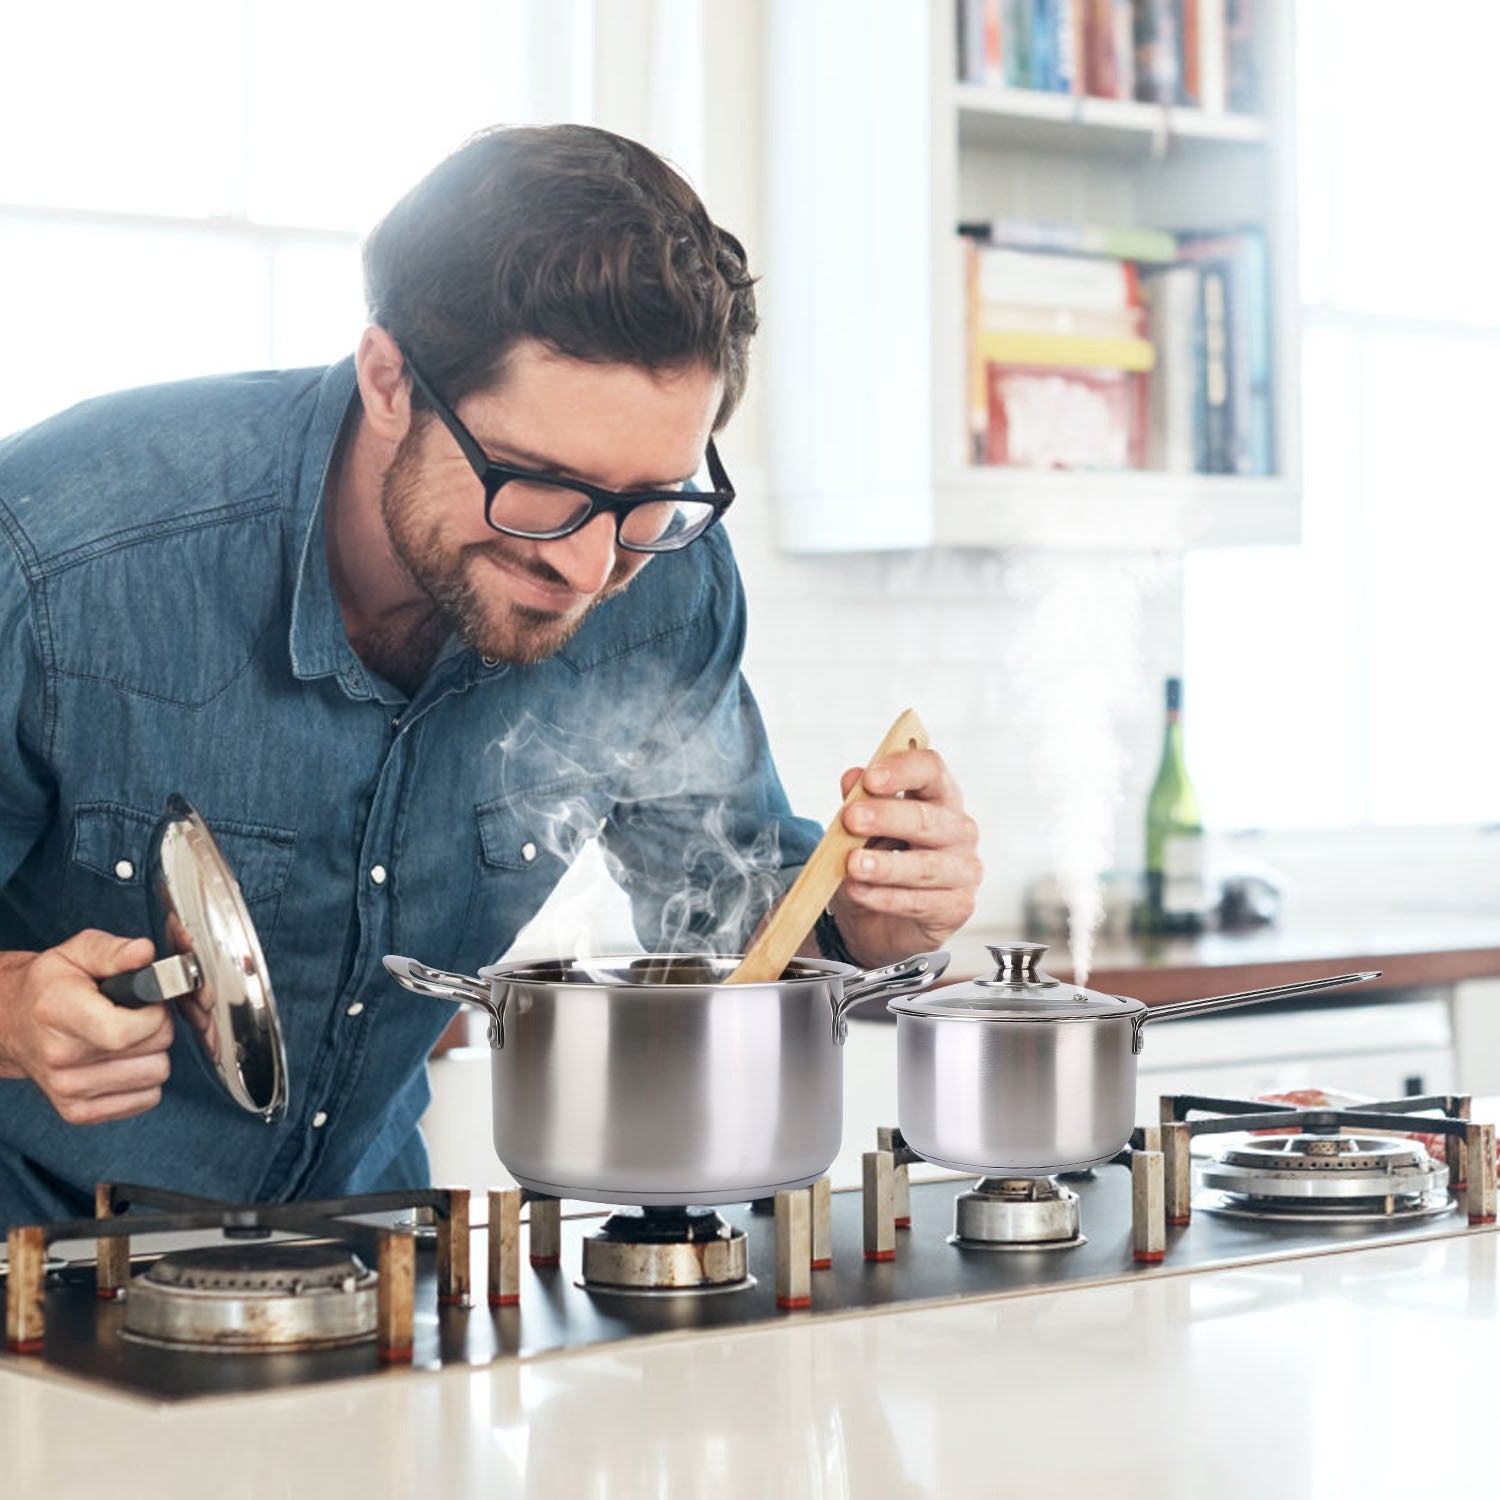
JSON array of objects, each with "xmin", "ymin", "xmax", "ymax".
[{"xmin": 476, "ymin": 952, "xmax": 862, "ymax": 988}]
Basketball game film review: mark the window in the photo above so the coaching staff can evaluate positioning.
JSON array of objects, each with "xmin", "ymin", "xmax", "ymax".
[
  {"xmin": 1182, "ymin": 0, "xmax": 1500, "ymax": 830},
  {"xmin": 0, "ymin": 0, "xmax": 713, "ymax": 436}
]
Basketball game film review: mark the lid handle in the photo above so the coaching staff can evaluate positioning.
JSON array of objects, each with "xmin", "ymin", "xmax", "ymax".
[{"xmin": 984, "ymin": 942, "xmax": 1059, "ymax": 988}]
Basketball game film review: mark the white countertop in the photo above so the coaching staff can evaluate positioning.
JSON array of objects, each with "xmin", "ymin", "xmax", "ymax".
[{"xmin": 4, "ymin": 1227, "xmax": 1496, "ymax": 1498}]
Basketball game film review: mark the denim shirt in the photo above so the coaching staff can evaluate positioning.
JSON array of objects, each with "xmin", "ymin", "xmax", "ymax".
[{"xmin": 0, "ymin": 359, "xmax": 819, "ymax": 1229}]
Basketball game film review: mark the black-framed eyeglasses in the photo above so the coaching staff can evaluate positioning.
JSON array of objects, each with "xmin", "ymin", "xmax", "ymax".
[{"xmin": 398, "ymin": 344, "xmax": 735, "ymax": 554}]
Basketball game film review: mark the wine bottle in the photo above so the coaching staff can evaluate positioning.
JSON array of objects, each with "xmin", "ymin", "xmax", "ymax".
[{"xmin": 1143, "ymin": 676, "xmax": 1206, "ymax": 934}]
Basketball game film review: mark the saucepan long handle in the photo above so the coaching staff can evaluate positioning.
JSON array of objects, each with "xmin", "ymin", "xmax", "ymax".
[{"xmin": 1130, "ymin": 969, "xmax": 1383, "ymax": 1054}]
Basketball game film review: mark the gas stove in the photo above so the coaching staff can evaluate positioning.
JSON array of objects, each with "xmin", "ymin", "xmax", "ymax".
[{"xmin": 3, "ymin": 1092, "xmax": 1494, "ymax": 1404}]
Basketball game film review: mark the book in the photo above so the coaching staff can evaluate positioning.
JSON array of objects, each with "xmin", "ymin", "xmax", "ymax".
[
  {"xmin": 985, "ymin": 364, "xmax": 1145, "ymax": 469},
  {"xmin": 1176, "ymin": 228, "xmax": 1273, "ymax": 474},
  {"xmin": 1003, "ymin": 0, "xmax": 1032, "ymax": 86},
  {"xmin": 1083, "ymin": 0, "xmax": 1135, "ymax": 99},
  {"xmin": 977, "ymin": 328, "xmax": 1156, "ymax": 372},
  {"xmin": 1198, "ymin": 0, "xmax": 1228, "ymax": 113},
  {"xmin": 956, "ymin": 0, "xmax": 1005, "ymax": 85},
  {"xmin": 1181, "ymin": 0, "xmax": 1201, "ymax": 107},
  {"xmin": 977, "ymin": 301, "xmax": 1148, "ymax": 339},
  {"xmin": 1030, "ymin": 0, "xmax": 1059, "ymax": 89},
  {"xmin": 1133, "ymin": 0, "xmax": 1181, "ymax": 104},
  {"xmin": 1143, "ymin": 263, "xmax": 1201, "ymax": 472},
  {"xmin": 957, "ymin": 0, "xmax": 987, "ymax": 84},
  {"xmin": 975, "ymin": 245, "xmax": 1142, "ymax": 310},
  {"xmin": 1198, "ymin": 264, "xmax": 1233, "ymax": 473},
  {"xmin": 959, "ymin": 217, "xmax": 1179, "ymax": 263},
  {"xmin": 1226, "ymin": 0, "xmax": 1259, "ymax": 112}
]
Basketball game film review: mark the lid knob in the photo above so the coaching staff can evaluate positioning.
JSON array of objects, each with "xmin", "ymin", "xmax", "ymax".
[{"xmin": 984, "ymin": 942, "xmax": 1059, "ymax": 988}]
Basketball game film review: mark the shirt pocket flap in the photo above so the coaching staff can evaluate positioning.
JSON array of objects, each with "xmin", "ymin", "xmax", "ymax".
[
  {"xmin": 72, "ymin": 803, "xmax": 296, "ymax": 903},
  {"xmin": 475, "ymin": 780, "xmax": 612, "ymax": 872}
]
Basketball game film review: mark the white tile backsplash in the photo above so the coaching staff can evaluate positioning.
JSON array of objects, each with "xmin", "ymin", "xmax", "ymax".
[{"xmin": 724, "ymin": 468, "xmax": 1187, "ymax": 932}]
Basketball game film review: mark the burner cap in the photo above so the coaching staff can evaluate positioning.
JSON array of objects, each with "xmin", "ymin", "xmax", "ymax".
[
  {"xmin": 1203, "ymin": 1134, "xmax": 1448, "ymax": 1204},
  {"xmin": 1218, "ymin": 1134, "xmax": 1431, "ymax": 1175},
  {"xmin": 949, "ymin": 1177, "xmax": 1086, "ymax": 1251},
  {"xmin": 122, "ymin": 1243, "xmax": 379, "ymax": 1351},
  {"xmin": 579, "ymin": 1208, "xmax": 752, "ymax": 1295}
]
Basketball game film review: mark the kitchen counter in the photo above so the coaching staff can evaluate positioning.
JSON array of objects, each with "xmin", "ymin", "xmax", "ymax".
[
  {"xmin": 900, "ymin": 907, "xmax": 1500, "ymax": 1005},
  {"xmin": 4, "ymin": 1225, "xmax": 1497, "ymax": 1498}
]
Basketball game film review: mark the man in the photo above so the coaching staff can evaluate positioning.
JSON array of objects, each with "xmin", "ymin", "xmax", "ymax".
[{"xmin": 0, "ymin": 124, "xmax": 980, "ymax": 1230}]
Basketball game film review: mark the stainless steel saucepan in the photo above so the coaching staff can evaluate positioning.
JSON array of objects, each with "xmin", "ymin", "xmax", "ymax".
[
  {"xmin": 384, "ymin": 948, "xmax": 949, "ymax": 1206},
  {"xmin": 889, "ymin": 941, "xmax": 1382, "ymax": 1176}
]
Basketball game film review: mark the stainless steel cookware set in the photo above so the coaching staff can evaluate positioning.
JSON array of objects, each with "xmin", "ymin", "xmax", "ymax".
[{"xmin": 385, "ymin": 939, "xmax": 1382, "ymax": 1201}]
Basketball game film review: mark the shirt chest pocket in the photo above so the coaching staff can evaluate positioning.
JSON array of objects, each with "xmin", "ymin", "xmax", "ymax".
[
  {"xmin": 458, "ymin": 778, "xmax": 617, "ymax": 965},
  {"xmin": 71, "ymin": 802, "xmax": 298, "ymax": 945}
]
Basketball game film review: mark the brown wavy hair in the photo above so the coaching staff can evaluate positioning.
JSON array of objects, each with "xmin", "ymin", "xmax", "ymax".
[{"xmin": 363, "ymin": 124, "xmax": 757, "ymax": 430}]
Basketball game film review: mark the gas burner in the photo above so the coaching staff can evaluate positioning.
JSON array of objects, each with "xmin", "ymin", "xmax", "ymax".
[
  {"xmin": 578, "ymin": 1206, "xmax": 754, "ymax": 1296},
  {"xmin": 1199, "ymin": 1133, "xmax": 1454, "ymax": 1224},
  {"xmin": 121, "ymin": 1243, "xmax": 379, "ymax": 1352},
  {"xmin": 948, "ymin": 1176, "xmax": 1086, "ymax": 1252}
]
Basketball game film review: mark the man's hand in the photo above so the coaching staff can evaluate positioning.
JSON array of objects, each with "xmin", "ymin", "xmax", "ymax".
[
  {"xmin": 0, "ymin": 930, "xmax": 174, "ymax": 1124},
  {"xmin": 827, "ymin": 745, "xmax": 982, "ymax": 967}
]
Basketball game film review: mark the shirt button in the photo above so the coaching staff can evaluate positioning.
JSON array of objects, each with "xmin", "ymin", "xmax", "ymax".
[
  {"xmin": 311, "ymin": 1111, "xmax": 328, "ymax": 1128},
  {"xmin": 520, "ymin": 842, "xmax": 537, "ymax": 863},
  {"xmin": 113, "ymin": 859, "xmax": 135, "ymax": 880},
  {"xmin": 481, "ymin": 655, "xmax": 500, "ymax": 669},
  {"xmin": 346, "ymin": 1001, "xmax": 365, "ymax": 1017},
  {"xmin": 369, "ymin": 865, "xmax": 388, "ymax": 886}
]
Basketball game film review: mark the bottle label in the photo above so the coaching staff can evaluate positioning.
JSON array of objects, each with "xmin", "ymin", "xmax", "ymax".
[{"xmin": 1162, "ymin": 834, "xmax": 1206, "ymax": 915}]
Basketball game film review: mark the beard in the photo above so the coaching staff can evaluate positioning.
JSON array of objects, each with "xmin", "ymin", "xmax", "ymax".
[{"xmin": 378, "ymin": 428, "xmax": 641, "ymax": 667}]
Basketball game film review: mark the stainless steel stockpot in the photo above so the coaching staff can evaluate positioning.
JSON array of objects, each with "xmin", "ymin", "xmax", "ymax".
[
  {"xmin": 889, "ymin": 942, "xmax": 1381, "ymax": 1176},
  {"xmin": 385, "ymin": 949, "xmax": 949, "ymax": 1206}
]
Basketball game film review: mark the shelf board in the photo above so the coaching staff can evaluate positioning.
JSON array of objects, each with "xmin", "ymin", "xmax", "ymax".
[
  {"xmin": 954, "ymin": 85, "xmax": 1270, "ymax": 155},
  {"xmin": 931, "ymin": 469, "xmax": 1299, "ymax": 550}
]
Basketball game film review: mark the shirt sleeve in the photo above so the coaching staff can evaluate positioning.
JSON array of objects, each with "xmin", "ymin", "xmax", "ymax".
[
  {"xmin": 600, "ymin": 529, "xmax": 822, "ymax": 955},
  {"xmin": 0, "ymin": 512, "xmax": 54, "ymax": 894}
]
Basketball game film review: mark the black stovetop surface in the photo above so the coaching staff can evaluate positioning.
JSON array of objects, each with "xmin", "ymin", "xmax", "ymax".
[{"xmin": 5, "ymin": 1165, "xmax": 1490, "ymax": 1403}]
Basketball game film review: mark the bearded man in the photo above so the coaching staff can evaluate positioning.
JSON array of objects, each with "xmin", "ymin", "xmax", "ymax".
[{"xmin": 0, "ymin": 124, "xmax": 980, "ymax": 1230}]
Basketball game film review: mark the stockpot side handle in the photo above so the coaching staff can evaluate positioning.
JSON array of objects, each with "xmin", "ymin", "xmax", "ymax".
[
  {"xmin": 382, "ymin": 955, "xmax": 507, "ymax": 1047},
  {"xmin": 832, "ymin": 951, "xmax": 951, "ymax": 1043},
  {"xmin": 1128, "ymin": 970, "xmax": 1384, "ymax": 1053}
]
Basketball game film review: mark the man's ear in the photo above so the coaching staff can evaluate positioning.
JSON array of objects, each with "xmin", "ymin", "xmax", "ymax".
[{"xmin": 355, "ymin": 326, "xmax": 412, "ymax": 444}]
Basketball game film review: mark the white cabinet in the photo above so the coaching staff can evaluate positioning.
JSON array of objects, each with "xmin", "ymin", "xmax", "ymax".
[{"xmin": 762, "ymin": 0, "xmax": 1301, "ymax": 553}]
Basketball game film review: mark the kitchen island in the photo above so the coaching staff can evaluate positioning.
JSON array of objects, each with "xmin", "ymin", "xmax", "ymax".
[{"xmin": 3, "ymin": 1219, "xmax": 1496, "ymax": 1498}]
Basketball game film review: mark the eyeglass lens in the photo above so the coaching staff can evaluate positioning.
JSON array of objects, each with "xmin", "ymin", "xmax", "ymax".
[{"xmin": 488, "ymin": 477, "xmax": 719, "ymax": 551}]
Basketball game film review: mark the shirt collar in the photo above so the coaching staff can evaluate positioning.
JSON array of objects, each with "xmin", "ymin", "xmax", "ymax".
[{"xmin": 285, "ymin": 358, "xmax": 381, "ymax": 698}]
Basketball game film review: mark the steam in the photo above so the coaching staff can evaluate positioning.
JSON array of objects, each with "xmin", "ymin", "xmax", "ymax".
[
  {"xmin": 649, "ymin": 800, "xmax": 788, "ymax": 955},
  {"xmin": 485, "ymin": 695, "xmax": 791, "ymax": 962},
  {"xmin": 999, "ymin": 551, "xmax": 1167, "ymax": 982}
]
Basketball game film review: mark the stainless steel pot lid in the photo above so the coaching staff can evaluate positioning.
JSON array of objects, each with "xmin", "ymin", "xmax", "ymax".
[
  {"xmin": 103, "ymin": 795, "xmax": 289, "ymax": 1121},
  {"xmin": 886, "ymin": 941, "xmax": 1145, "ymax": 1022}
]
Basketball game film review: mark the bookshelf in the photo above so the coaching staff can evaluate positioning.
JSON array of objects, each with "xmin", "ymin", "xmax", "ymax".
[{"xmin": 761, "ymin": 0, "xmax": 1300, "ymax": 553}]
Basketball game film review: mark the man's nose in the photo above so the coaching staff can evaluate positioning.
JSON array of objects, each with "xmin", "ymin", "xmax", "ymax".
[{"xmin": 544, "ymin": 514, "xmax": 618, "ymax": 596}]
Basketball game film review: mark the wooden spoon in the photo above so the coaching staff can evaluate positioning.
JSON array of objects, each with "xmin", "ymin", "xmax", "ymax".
[{"xmin": 724, "ymin": 708, "xmax": 930, "ymax": 984}]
